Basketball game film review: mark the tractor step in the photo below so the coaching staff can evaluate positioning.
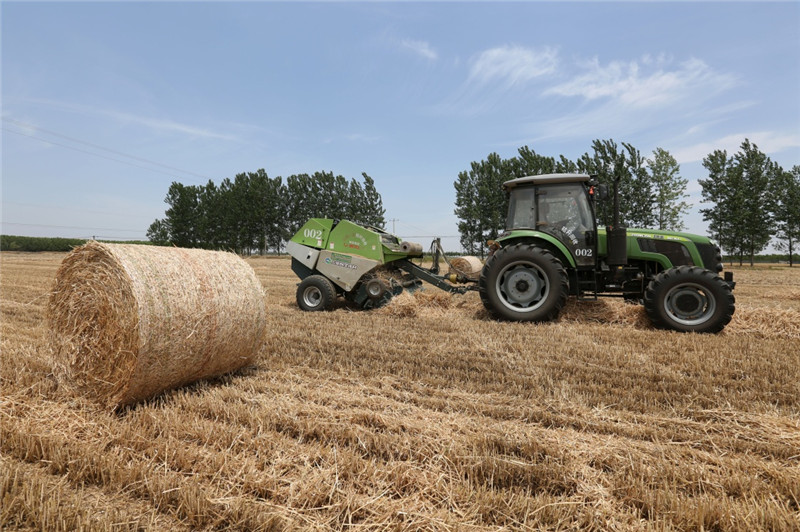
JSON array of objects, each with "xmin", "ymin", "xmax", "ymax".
[{"xmin": 576, "ymin": 276, "xmax": 598, "ymax": 301}]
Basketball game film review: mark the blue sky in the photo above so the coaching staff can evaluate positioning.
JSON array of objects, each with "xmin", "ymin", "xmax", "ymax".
[{"xmin": 2, "ymin": 1, "xmax": 799, "ymax": 252}]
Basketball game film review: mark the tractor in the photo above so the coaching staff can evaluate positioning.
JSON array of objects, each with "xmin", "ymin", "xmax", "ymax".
[
  {"xmin": 480, "ymin": 173, "xmax": 735, "ymax": 333},
  {"xmin": 287, "ymin": 173, "xmax": 736, "ymax": 333}
]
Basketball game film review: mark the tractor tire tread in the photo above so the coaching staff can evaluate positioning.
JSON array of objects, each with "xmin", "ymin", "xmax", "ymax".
[
  {"xmin": 479, "ymin": 243, "xmax": 568, "ymax": 322},
  {"xmin": 644, "ymin": 265, "xmax": 735, "ymax": 333}
]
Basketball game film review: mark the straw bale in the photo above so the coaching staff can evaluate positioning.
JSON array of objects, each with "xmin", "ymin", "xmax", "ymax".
[
  {"xmin": 448, "ymin": 256, "xmax": 483, "ymax": 281},
  {"xmin": 48, "ymin": 242, "xmax": 267, "ymax": 408}
]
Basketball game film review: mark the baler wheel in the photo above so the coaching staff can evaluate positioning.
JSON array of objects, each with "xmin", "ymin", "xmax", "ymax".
[
  {"xmin": 365, "ymin": 278, "xmax": 388, "ymax": 301},
  {"xmin": 297, "ymin": 275, "xmax": 336, "ymax": 312}
]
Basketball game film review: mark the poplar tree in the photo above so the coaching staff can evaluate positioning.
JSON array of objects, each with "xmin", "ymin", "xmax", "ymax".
[
  {"xmin": 360, "ymin": 173, "xmax": 386, "ymax": 228},
  {"xmin": 577, "ymin": 139, "xmax": 655, "ymax": 228},
  {"xmin": 699, "ymin": 149, "xmax": 733, "ymax": 250},
  {"xmin": 733, "ymin": 139, "xmax": 777, "ymax": 265},
  {"xmin": 647, "ymin": 148, "xmax": 689, "ymax": 231},
  {"xmin": 700, "ymin": 140, "xmax": 778, "ymax": 265},
  {"xmin": 453, "ymin": 167, "xmax": 481, "ymax": 255},
  {"xmin": 772, "ymin": 165, "xmax": 800, "ymax": 266},
  {"xmin": 453, "ymin": 153, "xmax": 512, "ymax": 256}
]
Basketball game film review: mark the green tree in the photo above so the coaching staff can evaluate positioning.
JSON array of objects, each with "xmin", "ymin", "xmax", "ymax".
[
  {"xmin": 453, "ymin": 167, "xmax": 481, "ymax": 255},
  {"xmin": 647, "ymin": 148, "xmax": 689, "ymax": 231},
  {"xmin": 359, "ymin": 173, "xmax": 386, "ymax": 228},
  {"xmin": 699, "ymin": 149, "xmax": 734, "ymax": 253},
  {"xmin": 346, "ymin": 178, "xmax": 366, "ymax": 224},
  {"xmin": 733, "ymin": 139, "xmax": 777, "ymax": 265},
  {"xmin": 700, "ymin": 140, "xmax": 778, "ymax": 265},
  {"xmin": 577, "ymin": 139, "xmax": 655, "ymax": 228},
  {"xmin": 231, "ymin": 172, "xmax": 257, "ymax": 254},
  {"xmin": 771, "ymin": 165, "xmax": 800, "ymax": 266},
  {"xmin": 216, "ymin": 177, "xmax": 239, "ymax": 251},
  {"xmin": 285, "ymin": 173, "xmax": 318, "ymax": 237},
  {"xmin": 259, "ymin": 172, "xmax": 287, "ymax": 254},
  {"xmin": 198, "ymin": 180, "xmax": 222, "ymax": 249},
  {"xmin": 146, "ymin": 218, "xmax": 170, "ymax": 245},
  {"xmin": 513, "ymin": 146, "xmax": 557, "ymax": 176},
  {"xmin": 454, "ymin": 152, "xmax": 513, "ymax": 256},
  {"xmin": 162, "ymin": 182, "xmax": 201, "ymax": 248}
]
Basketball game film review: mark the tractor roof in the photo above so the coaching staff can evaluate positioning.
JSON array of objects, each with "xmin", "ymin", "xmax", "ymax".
[{"xmin": 503, "ymin": 173, "xmax": 591, "ymax": 190}]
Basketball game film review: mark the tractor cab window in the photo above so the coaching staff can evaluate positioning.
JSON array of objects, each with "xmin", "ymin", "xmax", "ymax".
[
  {"xmin": 537, "ymin": 184, "xmax": 593, "ymax": 234},
  {"xmin": 506, "ymin": 187, "xmax": 537, "ymax": 230},
  {"xmin": 536, "ymin": 183, "xmax": 596, "ymax": 267}
]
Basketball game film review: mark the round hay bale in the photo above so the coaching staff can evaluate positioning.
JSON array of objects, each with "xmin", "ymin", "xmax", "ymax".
[
  {"xmin": 448, "ymin": 256, "xmax": 483, "ymax": 281},
  {"xmin": 48, "ymin": 242, "xmax": 267, "ymax": 408}
]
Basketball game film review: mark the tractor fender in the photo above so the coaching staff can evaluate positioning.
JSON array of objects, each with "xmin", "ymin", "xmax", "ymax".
[{"xmin": 496, "ymin": 232, "xmax": 576, "ymax": 268}]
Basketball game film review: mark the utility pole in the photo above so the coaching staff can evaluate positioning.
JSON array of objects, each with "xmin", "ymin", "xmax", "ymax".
[{"xmin": 387, "ymin": 218, "xmax": 398, "ymax": 234}]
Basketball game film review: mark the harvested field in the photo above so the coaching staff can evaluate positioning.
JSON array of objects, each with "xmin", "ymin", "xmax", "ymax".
[{"xmin": 2, "ymin": 251, "xmax": 799, "ymax": 531}]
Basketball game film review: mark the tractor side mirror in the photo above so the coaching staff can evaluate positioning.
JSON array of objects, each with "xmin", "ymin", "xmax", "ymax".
[{"xmin": 596, "ymin": 184, "xmax": 609, "ymax": 201}]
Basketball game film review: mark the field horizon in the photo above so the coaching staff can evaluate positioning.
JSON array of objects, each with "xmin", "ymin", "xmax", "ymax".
[{"xmin": 1, "ymin": 251, "xmax": 798, "ymax": 530}]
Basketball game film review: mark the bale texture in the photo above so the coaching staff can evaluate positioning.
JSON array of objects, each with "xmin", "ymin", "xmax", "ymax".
[
  {"xmin": 448, "ymin": 256, "xmax": 483, "ymax": 281},
  {"xmin": 48, "ymin": 242, "xmax": 267, "ymax": 408}
]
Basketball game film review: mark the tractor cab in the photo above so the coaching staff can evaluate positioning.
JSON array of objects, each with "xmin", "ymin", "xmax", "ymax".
[{"xmin": 504, "ymin": 174, "xmax": 597, "ymax": 268}]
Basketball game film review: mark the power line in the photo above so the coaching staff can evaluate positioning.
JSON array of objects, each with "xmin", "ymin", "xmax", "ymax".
[
  {"xmin": 3, "ymin": 200, "xmax": 148, "ymax": 219},
  {"xmin": 3, "ymin": 127, "xmax": 188, "ymax": 180},
  {"xmin": 396, "ymin": 219, "xmax": 438, "ymax": 235},
  {"xmin": 3, "ymin": 118, "xmax": 216, "ymax": 182},
  {"xmin": 2, "ymin": 120, "xmax": 215, "ymax": 184}
]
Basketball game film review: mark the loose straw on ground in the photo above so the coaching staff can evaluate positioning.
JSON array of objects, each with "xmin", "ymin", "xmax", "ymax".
[{"xmin": 48, "ymin": 242, "xmax": 267, "ymax": 408}]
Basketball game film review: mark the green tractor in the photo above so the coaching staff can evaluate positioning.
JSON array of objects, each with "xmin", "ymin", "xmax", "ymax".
[
  {"xmin": 287, "ymin": 173, "xmax": 735, "ymax": 334},
  {"xmin": 480, "ymin": 173, "xmax": 735, "ymax": 333}
]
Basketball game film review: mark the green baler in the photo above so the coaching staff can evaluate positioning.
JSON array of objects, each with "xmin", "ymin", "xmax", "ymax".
[{"xmin": 286, "ymin": 219, "xmax": 474, "ymax": 311}]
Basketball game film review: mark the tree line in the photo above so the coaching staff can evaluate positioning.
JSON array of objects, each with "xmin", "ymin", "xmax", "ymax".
[
  {"xmin": 454, "ymin": 138, "xmax": 799, "ymax": 265},
  {"xmin": 147, "ymin": 170, "xmax": 385, "ymax": 254}
]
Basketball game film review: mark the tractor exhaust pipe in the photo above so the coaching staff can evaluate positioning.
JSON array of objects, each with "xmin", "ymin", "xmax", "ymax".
[{"xmin": 606, "ymin": 172, "xmax": 628, "ymax": 267}]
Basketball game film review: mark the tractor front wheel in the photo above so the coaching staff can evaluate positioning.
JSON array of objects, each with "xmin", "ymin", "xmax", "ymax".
[
  {"xmin": 296, "ymin": 275, "xmax": 336, "ymax": 312},
  {"xmin": 644, "ymin": 266, "xmax": 735, "ymax": 333},
  {"xmin": 479, "ymin": 244, "xmax": 568, "ymax": 322}
]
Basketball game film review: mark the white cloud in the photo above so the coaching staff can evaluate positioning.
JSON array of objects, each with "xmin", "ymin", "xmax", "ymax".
[
  {"xmin": 434, "ymin": 45, "xmax": 558, "ymax": 116},
  {"xmin": 546, "ymin": 56, "xmax": 736, "ymax": 109},
  {"xmin": 113, "ymin": 111, "xmax": 236, "ymax": 140},
  {"xmin": 671, "ymin": 131, "xmax": 800, "ymax": 164},
  {"xmin": 400, "ymin": 39, "xmax": 438, "ymax": 61},
  {"xmin": 468, "ymin": 45, "xmax": 558, "ymax": 88}
]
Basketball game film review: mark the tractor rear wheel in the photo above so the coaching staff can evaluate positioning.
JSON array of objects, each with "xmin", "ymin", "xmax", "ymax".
[
  {"xmin": 644, "ymin": 266, "xmax": 735, "ymax": 333},
  {"xmin": 479, "ymin": 244, "xmax": 568, "ymax": 322},
  {"xmin": 296, "ymin": 275, "xmax": 336, "ymax": 312}
]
